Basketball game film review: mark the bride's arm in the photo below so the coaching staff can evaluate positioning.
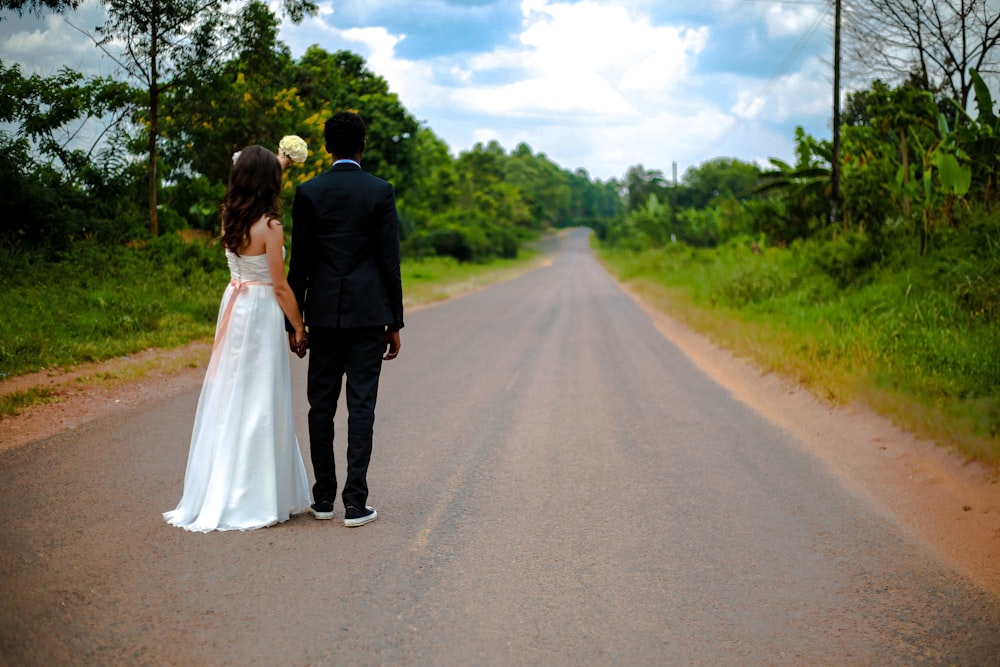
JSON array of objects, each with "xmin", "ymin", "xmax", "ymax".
[{"xmin": 264, "ymin": 220, "xmax": 306, "ymax": 346}]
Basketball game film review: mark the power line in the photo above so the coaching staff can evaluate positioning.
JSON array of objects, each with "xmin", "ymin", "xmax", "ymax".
[{"xmin": 697, "ymin": 5, "xmax": 830, "ymax": 163}]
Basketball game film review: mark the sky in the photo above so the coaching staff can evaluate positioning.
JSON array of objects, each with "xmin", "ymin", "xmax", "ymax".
[{"xmin": 0, "ymin": 0, "xmax": 840, "ymax": 182}]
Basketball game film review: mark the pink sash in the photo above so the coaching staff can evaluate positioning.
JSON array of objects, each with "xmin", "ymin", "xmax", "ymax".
[{"xmin": 210, "ymin": 278, "xmax": 273, "ymax": 365}]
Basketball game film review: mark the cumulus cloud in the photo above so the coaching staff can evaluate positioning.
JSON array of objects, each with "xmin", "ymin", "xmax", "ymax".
[{"xmin": 0, "ymin": 0, "xmax": 111, "ymax": 75}]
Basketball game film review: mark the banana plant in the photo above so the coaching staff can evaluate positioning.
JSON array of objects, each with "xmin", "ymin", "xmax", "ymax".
[
  {"xmin": 901, "ymin": 113, "xmax": 972, "ymax": 255},
  {"xmin": 950, "ymin": 68, "xmax": 1000, "ymax": 199}
]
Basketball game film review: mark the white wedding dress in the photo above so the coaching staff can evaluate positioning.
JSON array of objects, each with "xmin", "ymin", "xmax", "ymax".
[{"xmin": 164, "ymin": 249, "xmax": 310, "ymax": 532}]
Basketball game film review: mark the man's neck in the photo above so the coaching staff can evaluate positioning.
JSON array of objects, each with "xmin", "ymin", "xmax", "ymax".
[{"xmin": 332, "ymin": 151, "xmax": 363, "ymax": 165}]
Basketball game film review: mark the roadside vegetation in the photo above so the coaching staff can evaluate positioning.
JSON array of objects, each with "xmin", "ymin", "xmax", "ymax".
[{"xmin": 598, "ymin": 213, "xmax": 999, "ymax": 466}]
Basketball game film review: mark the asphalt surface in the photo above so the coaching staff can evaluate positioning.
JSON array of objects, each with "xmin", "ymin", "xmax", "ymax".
[{"xmin": 2, "ymin": 228, "xmax": 999, "ymax": 666}]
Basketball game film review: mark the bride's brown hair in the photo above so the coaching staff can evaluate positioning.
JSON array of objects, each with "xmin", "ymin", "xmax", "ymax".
[{"xmin": 220, "ymin": 145, "xmax": 283, "ymax": 254}]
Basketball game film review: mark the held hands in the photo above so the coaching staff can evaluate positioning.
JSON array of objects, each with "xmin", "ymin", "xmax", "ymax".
[
  {"xmin": 383, "ymin": 330, "xmax": 401, "ymax": 361},
  {"xmin": 288, "ymin": 329, "xmax": 308, "ymax": 358}
]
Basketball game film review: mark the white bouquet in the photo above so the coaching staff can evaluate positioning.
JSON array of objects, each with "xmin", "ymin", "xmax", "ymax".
[{"xmin": 279, "ymin": 135, "xmax": 309, "ymax": 163}]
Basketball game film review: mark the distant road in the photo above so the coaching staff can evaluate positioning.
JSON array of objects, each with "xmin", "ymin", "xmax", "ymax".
[{"xmin": 2, "ymin": 228, "xmax": 998, "ymax": 665}]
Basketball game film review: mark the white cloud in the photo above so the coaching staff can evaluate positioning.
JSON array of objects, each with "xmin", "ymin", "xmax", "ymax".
[
  {"xmin": 0, "ymin": 0, "xmax": 112, "ymax": 75},
  {"xmin": 730, "ymin": 56, "xmax": 831, "ymax": 124},
  {"xmin": 507, "ymin": 1, "xmax": 708, "ymax": 109},
  {"xmin": 764, "ymin": 4, "xmax": 825, "ymax": 38}
]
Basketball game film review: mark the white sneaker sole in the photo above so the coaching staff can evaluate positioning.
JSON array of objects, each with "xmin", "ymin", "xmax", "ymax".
[
  {"xmin": 308, "ymin": 508, "xmax": 335, "ymax": 520},
  {"xmin": 344, "ymin": 508, "xmax": 377, "ymax": 527}
]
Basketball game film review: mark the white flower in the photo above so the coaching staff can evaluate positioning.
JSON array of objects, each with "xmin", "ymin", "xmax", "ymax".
[
  {"xmin": 232, "ymin": 150, "xmax": 241, "ymax": 165},
  {"xmin": 279, "ymin": 135, "xmax": 308, "ymax": 163}
]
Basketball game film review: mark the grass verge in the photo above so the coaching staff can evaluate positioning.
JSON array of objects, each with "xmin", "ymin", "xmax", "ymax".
[{"xmin": 597, "ymin": 235, "xmax": 1000, "ymax": 468}]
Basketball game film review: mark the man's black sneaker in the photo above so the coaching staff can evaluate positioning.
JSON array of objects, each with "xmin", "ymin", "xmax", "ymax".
[
  {"xmin": 308, "ymin": 499, "xmax": 335, "ymax": 520},
  {"xmin": 344, "ymin": 505, "xmax": 377, "ymax": 527}
]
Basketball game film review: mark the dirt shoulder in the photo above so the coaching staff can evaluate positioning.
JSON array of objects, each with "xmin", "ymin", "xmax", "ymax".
[
  {"xmin": 0, "ymin": 341, "xmax": 212, "ymax": 453},
  {"xmin": 1, "ymin": 281, "xmax": 998, "ymax": 596}
]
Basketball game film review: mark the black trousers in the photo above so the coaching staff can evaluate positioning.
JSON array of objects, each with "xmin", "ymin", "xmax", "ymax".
[{"xmin": 306, "ymin": 326, "xmax": 385, "ymax": 510}]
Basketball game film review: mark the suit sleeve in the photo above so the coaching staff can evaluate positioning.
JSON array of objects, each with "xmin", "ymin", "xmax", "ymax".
[
  {"xmin": 377, "ymin": 183, "xmax": 405, "ymax": 331},
  {"xmin": 286, "ymin": 187, "xmax": 311, "ymax": 332}
]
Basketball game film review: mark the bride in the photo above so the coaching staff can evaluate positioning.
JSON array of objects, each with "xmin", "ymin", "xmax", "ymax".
[{"xmin": 164, "ymin": 143, "xmax": 311, "ymax": 532}]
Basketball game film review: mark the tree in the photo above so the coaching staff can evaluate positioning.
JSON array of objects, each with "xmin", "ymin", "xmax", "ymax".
[
  {"xmin": 678, "ymin": 158, "xmax": 762, "ymax": 209},
  {"xmin": 0, "ymin": 60, "xmax": 139, "ymax": 247},
  {"xmin": 94, "ymin": 0, "xmax": 316, "ymax": 235},
  {"xmin": 158, "ymin": 3, "xmax": 302, "ymax": 187},
  {"xmin": 506, "ymin": 143, "xmax": 572, "ymax": 228},
  {"xmin": 621, "ymin": 164, "xmax": 669, "ymax": 212},
  {"xmin": 842, "ymin": 0, "xmax": 1000, "ymax": 111}
]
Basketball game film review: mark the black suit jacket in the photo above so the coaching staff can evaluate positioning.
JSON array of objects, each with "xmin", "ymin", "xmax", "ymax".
[{"xmin": 288, "ymin": 162, "xmax": 404, "ymax": 331}]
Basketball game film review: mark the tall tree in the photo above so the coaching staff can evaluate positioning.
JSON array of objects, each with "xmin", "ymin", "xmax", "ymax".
[
  {"xmin": 621, "ymin": 164, "xmax": 669, "ymax": 212},
  {"xmin": 95, "ymin": 0, "xmax": 315, "ymax": 235},
  {"xmin": 679, "ymin": 158, "xmax": 762, "ymax": 209},
  {"xmin": 842, "ymin": 0, "xmax": 1000, "ymax": 110},
  {"xmin": 158, "ymin": 2, "xmax": 301, "ymax": 187}
]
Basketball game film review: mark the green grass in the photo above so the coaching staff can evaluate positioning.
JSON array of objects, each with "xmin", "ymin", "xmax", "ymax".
[
  {"xmin": 597, "ymin": 228, "xmax": 1000, "ymax": 467},
  {"xmin": 0, "ymin": 387, "xmax": 55, "ymax": 418},
  {"xmin": 402, "ymin": 249, "xmax": 543, "ymax": 307},
  {"xmin": 0, "ymin": 236, "xmax": 227, "ymax": 379}
]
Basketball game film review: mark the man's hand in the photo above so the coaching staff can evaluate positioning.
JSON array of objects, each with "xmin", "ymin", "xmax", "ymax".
[{"xmin": 383, "ymin": 330, "xmax": 401, "ymax": 361}]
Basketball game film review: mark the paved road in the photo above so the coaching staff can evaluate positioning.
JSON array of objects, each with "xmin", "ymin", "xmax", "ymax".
[{"xmin": 2, "ymin": 228, "xmax": 999, "ymax": 666}]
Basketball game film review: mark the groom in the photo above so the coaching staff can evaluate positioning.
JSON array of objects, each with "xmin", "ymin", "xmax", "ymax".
[{"xmin": 287, "ymin": 110, "xmax": 404, "ymax": 528}]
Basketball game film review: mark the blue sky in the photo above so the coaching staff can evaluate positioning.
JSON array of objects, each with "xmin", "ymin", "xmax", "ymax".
[{"xmin": 1, "ymin": 0, "xmax": 839, "ymax": 181}]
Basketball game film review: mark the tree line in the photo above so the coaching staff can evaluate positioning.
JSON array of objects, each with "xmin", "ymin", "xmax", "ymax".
[{"xmin": 605, "ymin": 68, "xmax": 998, "ymax": 265}]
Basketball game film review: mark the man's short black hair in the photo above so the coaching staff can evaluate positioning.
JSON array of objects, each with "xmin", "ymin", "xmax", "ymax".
[{"xmin": 325, "ymin": 111, "xmax": 367, "ymax": 158}]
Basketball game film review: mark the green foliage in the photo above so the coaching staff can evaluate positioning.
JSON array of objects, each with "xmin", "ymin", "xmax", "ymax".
[
  {"xmin": 400, "ymin": 137, "xmax": 614, "ymax": 262},
  {"xmin": 0, "ymin": 236, "xmax": 228, "ymax": 377},
  {"xmin": 98, "ymin": 0, "xmax": 317, "ymax": 233},
  {"xmin": 678, "ymin": 158, "xmax": 762, "ymax": 209},
  {"xmin": 0, "ymin": 59, "xmax": 145, "ymax": 249},
  {"xmin": 951, "ymin": 69, "xmax": 1000, "ymax": 200},
  {"xmin": 622, "ymin": 164, "xmax": 669, "ymax": 212}
]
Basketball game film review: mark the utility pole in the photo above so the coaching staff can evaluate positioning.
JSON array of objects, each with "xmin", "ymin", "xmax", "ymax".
[
  {"xmin": 830, "ymin": 0, "xmax": 842, "ymax": 228},
  {"xmin": 671, "ymin": 160, "xmax": 678, "ymax": 241}
]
